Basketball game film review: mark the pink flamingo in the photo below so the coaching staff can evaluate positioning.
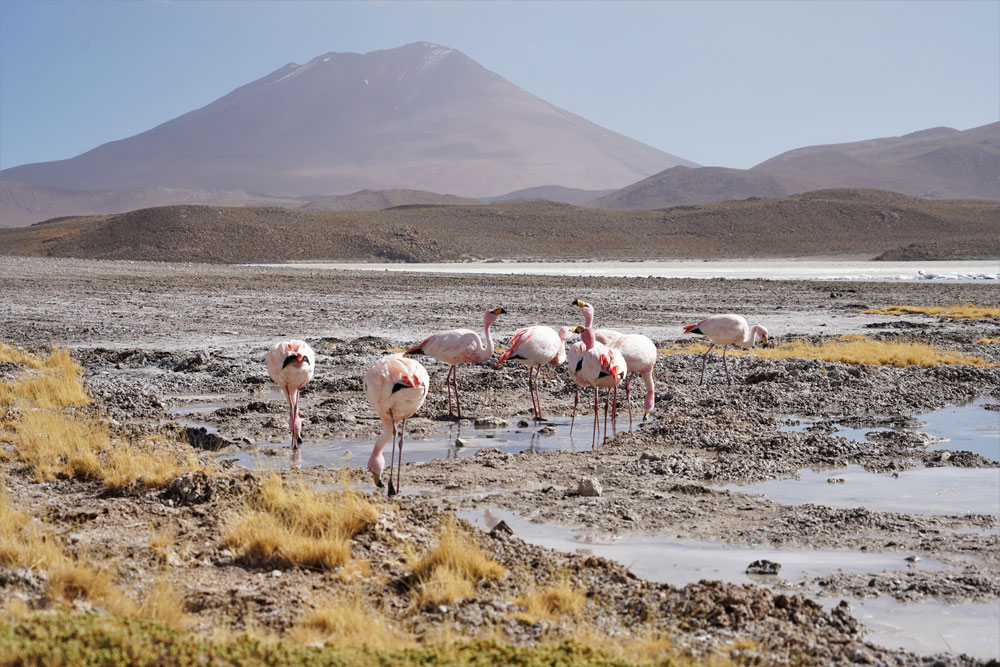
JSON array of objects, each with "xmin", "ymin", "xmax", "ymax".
[
  {"xmin": 265, "ymin": 340, "xmax": 315, "ymax": 449},
  {"xmin": 405, "ymin": 307, "xmax": 505, "ymax": 420},
  {"xmin": 497, "ymin": 325, "xmax": 566, "ymax": 420},
  {"xmin": 599, "ymin": 332, "xmax": 658, "ymax": 426},
  {"xmin": 683, "ymin": 314, "xmax": 769, "ymax": 385},
  {"xmin": 364, "ymin": 354, "xmax": 429, "ymax": 496},
  {"xmin": 572, "ymin": 300, "xmax": 626, "ymax": 447},
  {"xmin": 563, "ymin": 326, "xmax": 588, "ymax": 434}
]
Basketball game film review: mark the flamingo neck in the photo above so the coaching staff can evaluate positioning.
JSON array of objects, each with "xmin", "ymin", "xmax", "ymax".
[
  {"xmin": 480, "ymin": 316, "xmax": 497, "ymax": 361},
  {"xmin": 581, "ymin": 326, "xmax": 596, "ymax": 350},
  {"xmin": 368, "ymin": 426, "xmax": 393, "ymax": 475}
]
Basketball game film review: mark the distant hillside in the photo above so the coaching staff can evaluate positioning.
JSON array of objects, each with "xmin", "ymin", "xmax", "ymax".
[
  {"xmin": 0, "ymin": 180, "xmax": 297, "ymax": 228},
  {"xmin": 592, "ymin": 122, "xmax": 1000, "ymax": 210},
  {"xmin": 590, "ymin": 167, "xmax": 788, "ymax": 209},
  {"xmin": 302, "ymin": 189, "xmax": 480, "ymax": 211},
  {"xmin": 484, "ymin": 185, "xmax": 614, "ymax": 205},
  {"xmin": 2, "ymin": 189, "xmax": 995, "ymax": 263},
  {"xmin": 0, "ymin": 42, "xmax": 692, "ymax": 199}
]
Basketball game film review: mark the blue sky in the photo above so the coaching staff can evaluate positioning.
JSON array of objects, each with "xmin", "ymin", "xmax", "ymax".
[{"xmin": 1, "ymin": 0, "xmax": 997, "ymax": 171}]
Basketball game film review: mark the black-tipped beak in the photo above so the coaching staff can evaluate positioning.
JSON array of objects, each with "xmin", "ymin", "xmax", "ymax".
[
  {"xmin": 572, "ymin": 299, "xmax": 584, "ymax": 307},
  {"xmin": 762, "ymin": 337, "xmax": 770, "ymax": 348},
  {"xmin": 494, "ymin": 307, "xmax": 506, "ymax": 315},
  {"xmin": 642, "ymin": 412, "xmax": 650, "ymax": 423},
  {"xmin": 372, "ymin": 472, "xmax": 383, "ymax": 489}
]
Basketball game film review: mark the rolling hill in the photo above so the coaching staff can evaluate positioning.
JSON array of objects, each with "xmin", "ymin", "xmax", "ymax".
[{"xmin": 2, "ymin": 189, "xmax": 995, "ymax": 263}]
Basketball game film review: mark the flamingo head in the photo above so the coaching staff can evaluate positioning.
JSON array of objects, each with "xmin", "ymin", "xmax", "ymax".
[
  {"xmin": 754, "ymin": 325, "xmax": 770, "ymax": 348},
  {"xmin": 368, "ymin": 450, "xmax": 385, "ymax": 489},
  {"xmin": 557, "ymin": 325, "xmax": 575, "ymax": 342},
  {"xmin": 484, "ymin": 307, "xmax": 506, "ymax": 327},
  {"xmin": 572, "ymin": 325, "xmax": 584, "ymax": 334},
  {"xmin": 572, "ymin": 299, "xmax": 595, "ymax": 328}
]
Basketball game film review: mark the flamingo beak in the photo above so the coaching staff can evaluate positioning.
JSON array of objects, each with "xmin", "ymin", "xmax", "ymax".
[
  {"xmin": 372, "ymin": 471, "xmax": 384, "ymax": 489},
  {"xmin": 761, "ymin": 336, "xmax": 770, "ymax": 348},
  {"xmin": 642, "ymin": 411, "xmax": 651, "ymax": 423},
  {"xmin": 572, "ymin": 299, "xmax": 585, "ymax": 307},
  {"xmin": 493, "ymin": 307, "xmax": 506, "ymax": 315}
]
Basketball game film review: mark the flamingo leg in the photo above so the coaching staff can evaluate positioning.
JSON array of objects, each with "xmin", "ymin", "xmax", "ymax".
[
  {"xmin": 445, "ymin": 366, "xmax": 454, "ymax": 418},
  {"xmin": 387, "ymin": 409, "xmax": 397, "ymax": 496},
  {"xmin": 612, "ymin": 385, "xmax": 620, "ymax": 434},
  {"xmin": 603, "ymin": 389, "xmax": 610, "ymax": 443},
  {"xmin": 625, "ymin": 374, "xmax": 633, "ymax": 429},
  {"xmin": 533, "ymin": 367, "xmax": 543, "ymax": 420},
  {"xmin": 570, "ymin": 388, "xmax": 578, "ymax": 435},
  {"xmin": 700, "ymin": 343, "xmax": 716, "ymax": 385},
  {"xmin": 592, "ymin": 387, "xmax": 599, "ymax": 450},
  {"xmin": 723, "ymin": 346, "xmax": 732, "ymax": 385},
  {"xmin": 395, "ymin": 417, "xmax": 406, "ymax": 494},
  {"xmin": 452, "ymin": 365, "xmax": 462, "ymax": 420}
]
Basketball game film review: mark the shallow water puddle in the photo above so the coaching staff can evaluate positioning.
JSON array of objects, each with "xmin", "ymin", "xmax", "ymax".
[
  {"xmin": 725, "ymin": 465, "xmax": 1000, "ymax": 517},
  {"xmin": 223, "ymin": 413, "xmax": 643, "ymax": 470},
  {"xmin": 783, "ymin": 398, "xmax": 1000, "ymax": 461},
  {"xmin": 460, "ymin": 508, "xmax": 995, "ymax": 660},
  {"xmin": 833, "ymin": 597, "xmax": 1000, "ymax": 660},
  {"xmin": 459, "ymin": 508, "xmax": 943, "ymax": 587}
]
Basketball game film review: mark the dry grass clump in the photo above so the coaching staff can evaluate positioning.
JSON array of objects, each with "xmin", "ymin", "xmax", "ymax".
[
  {"xmin": 1, "ymin": 345, "xmax": 200, "ymax": 490},
  {"xmin": 408, "ymin": 516, "xmax": 506, "ymax": 606},
  {"xmin": 0, "ymin": 486, "xmax": 136, "ymax": 616},
  {"xmin": 288, "ymin": 596, "xmax": 413, "ymax": 650},
  {"xmin": 661, "ymin": 336, "xmax": 994, "ymax": 368},
  {"xmin": 513, "ymin": 576, "xmax": 586, "ymax": 624},
  {"xmin": 137, "ymin": 575, "xmax": 191, "ymax": 629},
  {"xmin": 0, "ymin": 344, "xmax": 90, "ymax": 409},
  {"xmin": 224, "ymin": 472, "xmax": 378, "ymax": 570},
  {"xmin": 863, "ymin": 303, "xmax": 1000, "ymax": 320},
  {"xmin": 975, "ymin": 338, "xmax": 1000, "ymax": 345}
]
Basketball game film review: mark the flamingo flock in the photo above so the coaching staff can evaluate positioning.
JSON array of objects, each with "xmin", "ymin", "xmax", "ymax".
[{"xmin": 266, "ymin": 302, "xmax": 769, "ymax": 495}]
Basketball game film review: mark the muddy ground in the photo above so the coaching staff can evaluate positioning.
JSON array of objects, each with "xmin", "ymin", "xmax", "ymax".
[{"xmin": 1, "ymin": 256, "xmax": 999, "ymax": 664}]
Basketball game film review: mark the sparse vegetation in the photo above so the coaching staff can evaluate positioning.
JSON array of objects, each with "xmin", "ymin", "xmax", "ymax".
[
  {"xmin": 661, "ymin": 336, "xmax": 995, "ymax": 368},
  {"xmin": 863, "ymin": 303, "xmax": 1000, "ymax": 320},
  {"xmin": 513, "ymin": 576, "xmax": 587, "ymax": 624},
  {"xmin": 223, "ymin": 472, "xmax": 378, "ymax": 570},
  {"xmin": 289, "ymin": 596, "xmax": 412, "ymax": 650},
  {"xmin": 408, "ymin": 516, "xmax": 506, "ymax": 606},
  {"xmin": 0, "ymin": 343, "xmax": 90, "ymax": 408}
]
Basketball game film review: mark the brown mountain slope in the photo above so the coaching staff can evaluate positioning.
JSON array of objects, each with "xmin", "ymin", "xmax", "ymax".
[
  {"xmin": 0, "ymin": 43, "xmax": 692, "ymax": 198},
  {"xmin": 302, "ymin": 189, "xmax": 480, "ymax": 211},
  {"xmin": 2, "ymin": 189, "xmax": 996, "ymax": 263},
  {"xmin": 592, "ymin": 123, "xmax": 1000, "ymax": 210}
]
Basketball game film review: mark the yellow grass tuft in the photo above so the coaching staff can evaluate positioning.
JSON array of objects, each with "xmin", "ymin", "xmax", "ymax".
[
  {"xmin": 0, "ymin": 344, "xmax": 90, "ymax": 409},
  {"xmin": 513, "ymin": 576, "xmax": 586, "ymax": 624},
  {"xmin": 409, "ymin": 516, "xmax": 506, "ymax": 606},
  {"xmin": 975, "ymin": 338, "xmax": 1000, "ymax": 345},
  {"xmin": 224, "ymin": 472, "xmax": 378, "ymax": 570},
  {"xmin": 7, "ymin": 409, "xmax": 110, "ymax": 482},
  {"xmin": 0, "ymin": 485, "xmax": 136, "ymax": 616},
  {"xmin": 863, "ymin": 303, "xmax": 1000, "ymax": 320},
  {"xmin": 288, "ymin": 596, "xmax": 413, "ymax": 650},
  {"xmin": 101, "ymin": 432, "xmax": 201, "ymax": 492},
  {"xmin": 137, "ymin": 575, "xmax": 191, "ymax": 629},
  {"xmin": 661, "ymin": 336, "xmax": 995, "ymax": 368}
]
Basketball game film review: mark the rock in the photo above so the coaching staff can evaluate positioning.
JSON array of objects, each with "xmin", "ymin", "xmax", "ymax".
[
  {"xmin": 746, "ymin": 559, "xmax": 781, "ymax": 575},
  {"xmin": 489, "ymin": 520, "xmax": 514, "ymax": 538},
  {"xmin": 182, "ymin": 426, "xmax": 230, "ymax": 451},
  {"xmin": 159, "ymin": 471, "xmax": 215, "ymax": 505},
  {"xmin": 827, "ymin": 477, "xmax": 845, "ymax": 484},
  {"xmin": 577, "ymin": 477, "xmax": 603, "ymax": 497},
  {"xmin": 455, "ymin": 437, "xmax": 467, "ymax": 448},
  {"xmin": 474, "ymin": 416, "xmax": 510, "ymax": 429},
  {"xmin": 537, "ymin": 426, "xmax": 556, "ymax": 435}
]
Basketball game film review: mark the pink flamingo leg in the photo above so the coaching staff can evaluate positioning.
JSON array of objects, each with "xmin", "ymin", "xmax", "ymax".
[
  {"xmin": 452, "ymin": 365, "xmax": 462, "ymax": 420},
  {"xmin": 396, "ymin": 417, "xmax": 406, "ymax": 493},
  {"xmin": 570, "ymin": 389, "xmax": 578, "ymax": 435},
  {"xmin": 624, "ymin": 375, "xmax": 633, "ymax": 429},
  {"xmin": 387, "ymin": 409, "xmax": 397, "ymax": 494},
  {"xmin": 592, "ymin": 387, "xmax": 599, "ymax": 450},
  {"xmin": 723, "ymin": 346, "xmax": 732, "ymax": 385}
]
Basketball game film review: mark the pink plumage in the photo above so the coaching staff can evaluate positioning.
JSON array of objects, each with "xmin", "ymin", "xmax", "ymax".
[
  {"xmin": 265, "ymin": 339, "xmax": 315, "ymax": 450},
  {"xmin": 683, "ymin": 313, "xmax": 769, "ymax": 385}
]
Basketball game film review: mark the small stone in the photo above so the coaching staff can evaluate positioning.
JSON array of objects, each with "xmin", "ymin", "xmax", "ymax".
[
  {"xmin": 746, "ymin": 559, "xmax": 781, "ymax": 575},
  {"xmin": 537, "ymin": 426, "xmax": 556, "ymax": 435},
  {"xmin": 517, "ymin": 419, "xmax": 530, "ymax": 428},
  {"xmin": 455, "ymin": 437, "xmax": 467, "ymax": 448},
  {"xmin": 474, "ymin": 416, "xmax": 510, "ymax": 429},
  {"xmin": 489, "ymin": 520, "xmax": 514, "ymax": 538},
  {"xmin": 271, "ymin": 570, "xmax": 282, "ymax": 577},
  {"xmin": 827, "ymin": 477, "xmax": 845, "ymax": 484},
  {"xmin": 904, "ymin": 555, "xmax": 921, "ymax": 563},
  {"xmin": 438, "ymin": 605, "xmax": 448, "ymax": 613},
  {"xmin": 577, "ymin": 477, "xmax": 603, "ymax": 497}
]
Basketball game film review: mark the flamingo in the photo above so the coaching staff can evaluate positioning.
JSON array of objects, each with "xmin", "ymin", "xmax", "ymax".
[
  {"xmin": 405, "ymin": 307, "xmax": 505, "ymax": 420},
  {"xmin": 603, "ymin": 333, "xmax": 658, "ymax": 426},
  {"xmin": 572, "ymin": 300, "xmax": 626, "ymax": 447},
  {"xmin": 563, "ymin": 326, "xmax": 588, "ymax": 434},
  {"xmin": 497, "ymin": 325, "xmax": 566, "ymax": 420},
  {"xmin": 265, "ymin": 340, "xmax": 315, "ymax": 449},
  {"xmin": 682, "ymin": 314, "xmax": 769, "ymax": 385},
  {"xmin": 364, "ymin": 354, "xmax": 429, "ymax": 496}
]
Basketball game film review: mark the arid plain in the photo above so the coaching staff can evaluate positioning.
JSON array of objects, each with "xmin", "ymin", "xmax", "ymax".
[{"xmin": 1, "ymin": 255, "xmax": 998, "ymax": 664}]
